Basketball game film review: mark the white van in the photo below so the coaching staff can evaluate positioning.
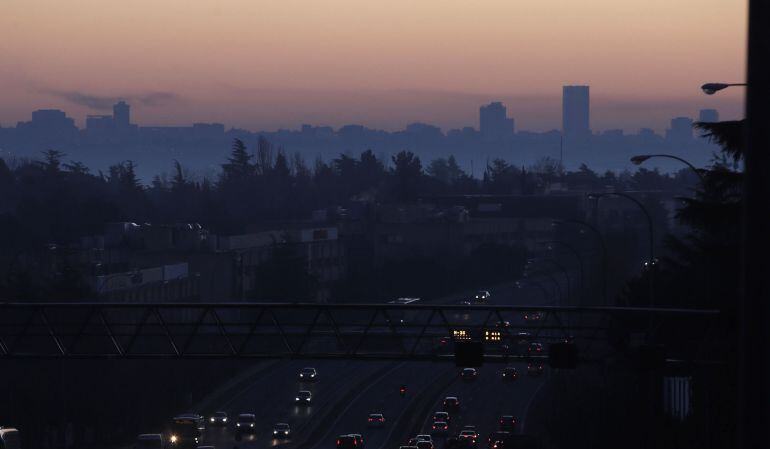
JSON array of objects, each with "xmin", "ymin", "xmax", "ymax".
[{"xmin": 0, "ymin": 428, "xmax": 21, "ymax": 449}]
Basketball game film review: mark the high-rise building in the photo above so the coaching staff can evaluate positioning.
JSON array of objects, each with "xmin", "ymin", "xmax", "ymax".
[
  {"xmin": 113, "ymin": 101, "xmax": 130, "ymax": 129},
  {"xmin": 698, "ymin": 109, "xmax": 719, "ymax": 123},
  {"xmin": 479, "ymin": 102, "xmax": 514, "ymax": 142},
  {"xmin": 666, "ymin": 117, "xmax": 694, "ymax": 144},
  {"xmin": 562, "ymin": 86, "xmax": 590, "ymax": 149}
]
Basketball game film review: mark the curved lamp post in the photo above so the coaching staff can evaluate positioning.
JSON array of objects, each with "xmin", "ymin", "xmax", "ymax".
[
  {"xmin": 700, "ymin": 82, "xmax": 747, "ymax": 95},
  {"xmin": 588, "ymin": 192, "xmax": 655, "ymax": 307},
  {"xmin": 527, "ymin": 258, "xmax": 570, "ymax": 305},
  {"xmin": 553, "ymin": 219, "xmax": 608, "ymax": 304},
  {"xmin": 515, "ymin": 279, "xmax": 550, "ymax": 304},
  {"xmin": 540, "ymin": 240, "xmax": 585, "ymax": 303},
  {"xmin": 630, "ymin": 154, "xmax": 706, "ymax": 185},
  {"xmin": 523, "ymin": 269, "xmax": 563, "ymax": 306}
]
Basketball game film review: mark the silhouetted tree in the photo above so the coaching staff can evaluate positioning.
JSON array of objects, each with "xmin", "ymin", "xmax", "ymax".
[
  {"xmin": 390, "ymin": 150, "xmax": 423, "ymax": 201},
  {"xmin": 220, "ymin": 138, "xmax": 254, "ymax": 183}
]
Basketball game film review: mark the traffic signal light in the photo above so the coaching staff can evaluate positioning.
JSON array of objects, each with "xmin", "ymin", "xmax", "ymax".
[
  {"xmin": 548, "ymin": 342, "xmax": 578, "ymax": 368},
  {"xmin": 454, "ymin": 341, "xmax": 483, "ymax": 367}
]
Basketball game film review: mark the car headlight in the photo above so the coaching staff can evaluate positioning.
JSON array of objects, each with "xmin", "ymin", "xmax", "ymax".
[
  {"xmin": 274, "ymin": 430, "xmax": 278, "ymax": 434},
  {"xmin": 170, "ymin": 435, "xmax": 178, "ymax": 443},
  {"xmin": 210, "ymin": 417, "xmax": 215, "ymax": 422},
  {"xmin": 296, "ymin": 397, "xmax": 300, "ymax": 400},
  {"xmin": 223, "ymin": 417, "xmax": 227, "ymax": 422},
  {"xmin": 237, "ymin": 423, "xmax": 241, "ymax": 427},
  {"xmin": 250, "ymin": 423, "xmax": 255, "ymax": 427}
]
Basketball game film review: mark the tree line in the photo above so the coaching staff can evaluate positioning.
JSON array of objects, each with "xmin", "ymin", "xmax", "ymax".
[{"xmin": 0, "ymin": 136, "xmax": 698, "ymax": 249}]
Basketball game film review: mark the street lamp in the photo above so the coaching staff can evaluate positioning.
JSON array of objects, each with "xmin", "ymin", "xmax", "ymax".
[
  {"xmin": 552, "ymin": 219, "xmax": 608, "ymax": 305},
  {"xmin": 527, "ymin": 258, "xmax": 571, "ymax": 305},
  {"xmin": 515, "ymin": 279, "xmax": 550, "ymax": 304},
  {"xmin": 540, "ymin": 241, "xmax": 585, "ymax": 303},
  {"xmin": 700, "ymin": 82, "xmax": 747, "ymax": 95},
  {"xmin": 525, "ymin": 270, "xmax": 563, "ymax": 306},
  {"xmin": 588, "ymin": 192, "xmax": 655, "ymax": 307},
  {"xmin": 630, "ymin": 154, "xmax": 706, "ymax": 184}
]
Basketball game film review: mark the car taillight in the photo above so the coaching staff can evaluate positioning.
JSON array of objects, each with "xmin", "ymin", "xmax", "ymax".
[{"xmin": 337, "ymin": 440, "xmax": 341, "ymax": 446}]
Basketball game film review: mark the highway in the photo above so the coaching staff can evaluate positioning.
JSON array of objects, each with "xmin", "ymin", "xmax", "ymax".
[{"xmin": 133, "ymin": 271, "xmax": 572, "ymax": 449}]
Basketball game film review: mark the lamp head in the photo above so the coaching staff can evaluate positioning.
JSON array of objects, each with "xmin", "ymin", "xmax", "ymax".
[{"xmin": 701, "ymin": 83, "xmax": 729, "ymax": 95}]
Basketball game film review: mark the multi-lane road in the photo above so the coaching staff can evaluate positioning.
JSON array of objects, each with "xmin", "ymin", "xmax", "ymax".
[{"xmin": 171, "ymin": 277, "xmax": 565, "ymax": 449}]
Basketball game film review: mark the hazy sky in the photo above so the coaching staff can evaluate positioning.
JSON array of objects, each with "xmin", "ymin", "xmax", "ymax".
[{"xmin": 0, "ymin": 0, "xmax": 746, "ymax": 133}]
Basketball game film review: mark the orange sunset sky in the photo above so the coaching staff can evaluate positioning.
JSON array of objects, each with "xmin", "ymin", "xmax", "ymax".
[{"xmin": 0, "ymin": 0, "xmax": 747, "ymax": 133}]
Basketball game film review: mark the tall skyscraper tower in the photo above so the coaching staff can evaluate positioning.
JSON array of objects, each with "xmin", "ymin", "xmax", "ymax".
[
  {"xmin": 113, "ymin": 101, "xmax": 130, "ymax": 129},
  {"xmin": 479, "ymin": 102, "xmax": 514, "ymax": 142},
  {"xmin": 698, "ymin": 109, "xmax": 719, "ymax": 123},
  {"xmin": 562, "ymin": 86, "xmax": 590, "ymax": 149},
  {"xmin": 666, "ymin": 117, "xmax": 694, "ymax": 144}
]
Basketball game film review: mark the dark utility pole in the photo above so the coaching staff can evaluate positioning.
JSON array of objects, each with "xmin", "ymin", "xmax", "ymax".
[{"xmin": 740, "ymin": 0, "xmax": 770, "ymax": 447}]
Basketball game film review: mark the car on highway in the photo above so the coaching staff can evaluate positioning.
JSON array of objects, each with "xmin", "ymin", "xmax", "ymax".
[
  {"xmin": 367, "ymin": 413, "xmax": 385, "ymax": 427},
  {"xmin": 337, "ymin": 435, "xmax": 359, "ymax": 449},
  {"xmin": 499, "ymin": 416, "xmax": 516, "ymax": 432},
  {"xmin": 515, "ymin": 331, "xmax": 532, "ymax": 343},
  {"xmin": 295, "ymin": 390, "xmax": 312, "ymax": 405},
  {"xmin": 432, "ymin": 411, "xmax": 450, "ymax": 423},
  {"xmin": 0, "ymin": 428, "xmax": 20, "ymax": 449},
  {"xmin": 415, "ymin": 434, "xmax": 433, "ymax": 443},
  {"xmin": 459, "ymin": 430, "xmax": 479, "ymax": 448},
  {"xmin": 446, "ymin": 436, "xmax": 477, "ymax": 449},
  {"xmin": 169, "ymin": 414, "xmax": 203, "ymax": 448},
  {"xmin": 487, "ymin": 431, "xmax": 511, "ymax": 449},
  {"xmin": 523, "ymin": 311, "xmax": 542, "ymax": 321},
  {"xmin": 273, "ymin": 422, "xmax": 291, "ymax": 438},
  {"xmin": 416, "ymin": 441, "xmax": 435, "ymax": 449},
  {"xmin": 474, "ymin": 290, "xmax": 491, "ymax": 303},
  {"xmin": 208, "ymin": 411, "xmax": 227, "ymax": 426},
  {"xmin": 501, "ymin": 367, "xmax": 518, "ymax": 380},
  {"xmin": 350, "ymin": 433, "xmax": 364, "ymax": 448},
  {"xmin": 528, "ymin": 342, "xmax": 543, "ymax": 355},
  {"xmin": 299, "ymin": 367, "xmax": 318, "ymax": 381},
  {"xmin": 134, "ymin": 433, "xmax": 163, "ymax": 449},
  {"xmin": 431, "ymin": 421, "xmax": 449, "ymax": 435},
  {"xmin": 443, "ymin": 396, "xmax": 460, "ymax": 411},
  {"xmin": 527, "ymin": 362, "xmax": 545, "ymax": 376},
  {"xmin": 235, "ymin": 414, "xmax": 257, "ymax": 434},
  {"xmin": 460, "ymin": 367, "xmax": 478, "ymax": 381},
  {"xmin": 496, "ymin": 320, "xmax": 511, "ymax": 328}
]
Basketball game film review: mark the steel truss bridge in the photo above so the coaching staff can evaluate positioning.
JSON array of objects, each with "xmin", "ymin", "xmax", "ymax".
[{"xmin": 0, "ymin": 303, "xmax": 722, "ymax": 363}]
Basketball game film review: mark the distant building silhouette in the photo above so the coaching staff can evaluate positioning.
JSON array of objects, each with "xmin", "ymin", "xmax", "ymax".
[
  {"xmin": 113, "ymin": 100, "xmax": 131, "ymax": 129},
  {"xmin": 666, "ymin": 117, "xmax": 694, "ymax": 144},
  {"xmin": 562, "ymin": 86, "xmax": 590, "ymax": 152},
  {"xmin": 16, "ymin": 109, "xmax": 78, "ymax": 142},
  {"xmin": 479, "ymin": 102, "xmax": 514, "ymax": 142},
  {"xmin": 698, "ymin": 109, "xmax": 719, "ymax": 123},
  {"xmin": 84, "ymin": 101, "xmax": 138, "ymax": 140}
]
